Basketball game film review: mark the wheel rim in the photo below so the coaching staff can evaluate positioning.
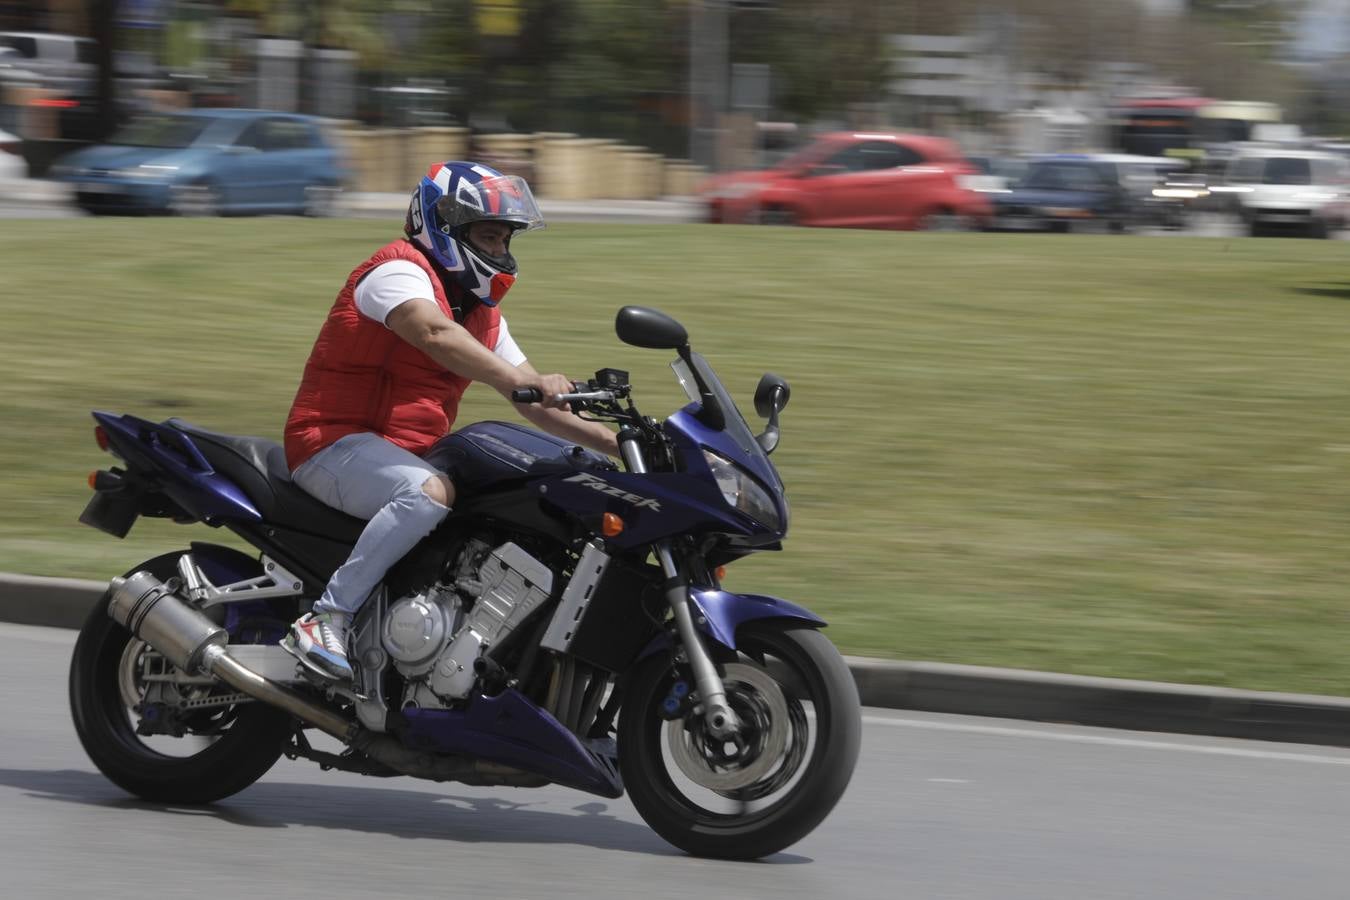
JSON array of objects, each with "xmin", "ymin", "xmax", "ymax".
[
  {"xmin": 305, "ymin": 184, "xmax": 339, "ymax": 217},
  {"xmin": 924, "ymin": 212, "xmax": 964, "ymax": 231},
  {"xmin": 665, "ymin": 662, "xmax": 793, "ymax": 792},
  {"xmin": 648, "ymin": 637, "xmax": 824, "ymax": 819},
  {"xmin": 113, "ymin": 634, "xmax": 240, "ymax": 758},
  {"xmin": 172, "ymin": 183, "xmax": 217, "ymax": 217}
]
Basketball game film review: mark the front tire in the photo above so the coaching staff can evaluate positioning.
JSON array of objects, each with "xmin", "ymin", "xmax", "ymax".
[
  {"xmin": 619, "ymin": 624, "xmax": 861, "ymax": 859},
  {"xmin": 170, "ymin": 181, "xmax": 221, "ymax": 217},
  {"xmin": 69, "ymin": 551, "xmax": 294, "ymax": 803},
  {"xmin": 303, "ymin": 182, "xmax": 341, "ymax": 217}
]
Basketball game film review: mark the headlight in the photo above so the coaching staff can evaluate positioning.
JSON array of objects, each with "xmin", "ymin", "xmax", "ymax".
[
  {"xmin": 111, "ymin": 164, "xmax": 179, "ymax": 179},
  {"xmin": 703, "ymin": 448, "xmax": 783, "ymax": 532}
]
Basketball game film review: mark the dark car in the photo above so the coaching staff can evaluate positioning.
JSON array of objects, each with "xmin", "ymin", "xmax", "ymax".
[
  {"xmin": 700, "ymin": 131, "xmax": 991, "ymax": 230},
  {"xmin": 989, "ymin": 155, "xmax": 1147, "ymax": 233},
  {"xmin": 51, "ymin": 108, "xmax": 348, "ymax": 216}
]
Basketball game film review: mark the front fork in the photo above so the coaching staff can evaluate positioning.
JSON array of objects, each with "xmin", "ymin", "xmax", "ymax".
[{"xmin": 618, "ymin": 428, "xmax": 741, "ymax": 739}]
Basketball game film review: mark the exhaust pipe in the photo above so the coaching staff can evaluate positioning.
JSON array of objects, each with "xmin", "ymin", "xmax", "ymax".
[
  {"xmin": 108, "ymin": 571, "xmax": 356, "ymax": 742},
  {"xmin": 105, "ymin": 571, "xmax": 544, "ymax": 786}
]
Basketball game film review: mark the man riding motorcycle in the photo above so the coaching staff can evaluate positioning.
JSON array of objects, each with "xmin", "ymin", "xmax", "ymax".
[{"xmin": 281, "ymin": 161, "xmax": 618, "ymax": 681}]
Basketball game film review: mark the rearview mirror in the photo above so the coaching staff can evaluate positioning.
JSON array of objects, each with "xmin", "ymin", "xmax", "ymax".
[
  {"xmin": 615, "ymin": 306, "xmax": 689, "ymax": 351},
  {"xmin": 753, "ymin": 373, "xmax": 790, "ymax": 455},
  {"xmin": 754, "ymin": 373, "xmax": 790, "ymax": 418}
]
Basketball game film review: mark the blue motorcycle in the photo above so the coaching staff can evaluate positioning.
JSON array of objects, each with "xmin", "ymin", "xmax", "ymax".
[{"xmin": 68, "ymin": 305, "xmax": 861, "ymax": 859}]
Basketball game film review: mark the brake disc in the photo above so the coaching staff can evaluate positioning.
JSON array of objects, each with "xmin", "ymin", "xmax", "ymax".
[{"xmin": 666, "ymin": 662, "xmax": 790, "ymax": 792}]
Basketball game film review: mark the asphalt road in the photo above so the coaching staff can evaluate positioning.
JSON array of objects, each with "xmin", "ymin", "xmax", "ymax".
[{"xmin": 4, "ymin": 621, "xmax": 1349, "ymax": 900}]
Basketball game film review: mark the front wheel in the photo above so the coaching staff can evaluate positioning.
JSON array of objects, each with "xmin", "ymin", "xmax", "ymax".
[
  {"xmin": 69, "ymin": 551, "xmax": 294, "ymax": 803},
  {"xmin": 619, "ymin": 623, "xmax": 861, "ymax": 859}
]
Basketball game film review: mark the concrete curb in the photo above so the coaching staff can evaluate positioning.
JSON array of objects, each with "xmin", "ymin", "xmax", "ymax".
[{"xmin": 5, "ymin": 572, "xmax": 1349, "ymax": 748}]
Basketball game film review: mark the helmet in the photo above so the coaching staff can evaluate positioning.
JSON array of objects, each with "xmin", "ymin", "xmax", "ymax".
[{"xmin": 405, "ymin": 161, "xmax": 545, "ymax": 306}]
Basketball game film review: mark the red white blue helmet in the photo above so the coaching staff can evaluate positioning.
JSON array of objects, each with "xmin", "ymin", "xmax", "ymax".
[{"xmin": 404, "ymin": 161, "xmax": 545, "ymax": 306}]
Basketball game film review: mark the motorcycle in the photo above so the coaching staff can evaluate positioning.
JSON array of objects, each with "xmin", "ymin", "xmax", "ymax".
[{"xmin": 68, "ymin": 305, "xmax": 861, "ymax": 860}]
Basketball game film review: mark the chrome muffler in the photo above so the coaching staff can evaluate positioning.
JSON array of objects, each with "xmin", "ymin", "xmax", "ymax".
[
  {"xmin": 107, "ymin": 571, "xmax": 356, "ymax": 742},
  {"xmin": 106, "ymin": 570, "xmax": 546, "ymax": 785}
]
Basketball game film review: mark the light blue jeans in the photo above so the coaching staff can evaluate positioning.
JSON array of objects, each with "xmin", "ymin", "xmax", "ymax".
[{"xmin": 292, "ymin": 432, "xmax": 451, "ymax": 623}]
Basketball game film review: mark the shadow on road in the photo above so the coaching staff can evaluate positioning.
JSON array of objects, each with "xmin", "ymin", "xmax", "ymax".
[{"xmin": 0, "ymin": 767, "xmax": 811, "ymax": 864}]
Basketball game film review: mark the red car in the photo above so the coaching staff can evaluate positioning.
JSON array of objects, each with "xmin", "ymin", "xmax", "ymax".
[{"xmin": 700, "ymin": 131, "xmax": 992, "ymax": 230}]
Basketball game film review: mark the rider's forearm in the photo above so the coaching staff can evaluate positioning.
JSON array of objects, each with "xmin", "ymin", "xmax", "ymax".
[
  {"xmin": 401, "ymin": 317, "xmax": 526, "ymax": 394},
  {"xmin": 519, "ymin": 405, "xmax": 619, "ymax": 457}
]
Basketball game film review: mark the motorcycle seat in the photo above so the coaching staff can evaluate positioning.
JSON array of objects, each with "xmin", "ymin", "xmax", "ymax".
[{"xmin": 166, "ymin": 419, "xmax": 365, "ymax": 544}]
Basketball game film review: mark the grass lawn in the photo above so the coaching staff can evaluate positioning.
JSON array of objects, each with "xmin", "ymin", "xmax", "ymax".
[{"xmin": 4, "ymin": 218, "xmax": 1350, "ymax": 694}]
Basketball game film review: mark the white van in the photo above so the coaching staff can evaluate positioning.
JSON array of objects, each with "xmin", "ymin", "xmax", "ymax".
[
  {"xmin": 0, "ymin": 32, "xmax": 96, "ymax": 93},
  {"xmin": 1219, "ymin": 147, "xmax": 1348, "ymax": 238}
]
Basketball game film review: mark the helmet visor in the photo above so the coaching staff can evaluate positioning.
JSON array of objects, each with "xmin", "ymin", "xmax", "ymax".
[{"xmin": 435, "ymin": 174, "xmax": 545, "ymax": 234}]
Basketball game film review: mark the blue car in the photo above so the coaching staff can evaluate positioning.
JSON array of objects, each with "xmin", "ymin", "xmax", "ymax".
[
  {"xmin": 988, "ymin": 155, "xmax": 1137, "ymax": 233},
  {"xmin": 51, "ymin": 108, "xmax": 348, "ymax": 216}
]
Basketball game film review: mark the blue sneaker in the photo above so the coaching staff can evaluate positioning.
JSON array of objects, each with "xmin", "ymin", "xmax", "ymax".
[{"xmin": 282, "ymin": 612, "xmax": 353, "ymax": 682}]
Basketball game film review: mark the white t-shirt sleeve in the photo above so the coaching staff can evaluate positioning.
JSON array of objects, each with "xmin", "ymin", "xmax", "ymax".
[
  {"xmin": 494, "ymin": 316, "xmax": 527, "ymax": 367},
  {"xmin": 354, "ymin": 260, "xmax": 438, "ymax": 325},
  {"xmin": 356, "ymin": 262, "xmax": 528, "ymax": 366}
]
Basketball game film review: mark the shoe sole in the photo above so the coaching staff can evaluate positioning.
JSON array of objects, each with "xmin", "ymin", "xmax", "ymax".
[{"xmin": 281, "ymin": 635, "xmax": 352, "ymax": 684}]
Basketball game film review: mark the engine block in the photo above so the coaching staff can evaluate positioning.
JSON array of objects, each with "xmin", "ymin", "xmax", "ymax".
[{"xmin": 381, "ymin": 541, "xmax": 553, "ymax": 707}]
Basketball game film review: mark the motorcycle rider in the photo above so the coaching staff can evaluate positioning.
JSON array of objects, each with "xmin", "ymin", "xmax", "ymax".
[{"xmin": 281, "ymin": 161, "xmax": 619, "ymax": 682}]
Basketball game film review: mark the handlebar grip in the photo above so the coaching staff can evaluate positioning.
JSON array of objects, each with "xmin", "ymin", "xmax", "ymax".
[{"xmin": 511, "ymin": 387, "xmax": 544, "ymax": 404}]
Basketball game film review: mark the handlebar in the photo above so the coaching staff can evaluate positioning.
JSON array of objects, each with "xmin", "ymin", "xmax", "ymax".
[{"xmin": 510, "ymin": 385, "xmax": 620, "ymax": 405}]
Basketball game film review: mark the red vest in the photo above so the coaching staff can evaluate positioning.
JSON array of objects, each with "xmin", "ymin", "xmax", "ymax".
[{"xmin": 284, "ymin": 239, "xmax": 501, "ymax": 470}]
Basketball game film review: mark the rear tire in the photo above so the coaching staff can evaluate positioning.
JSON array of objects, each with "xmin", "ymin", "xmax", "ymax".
[
  {"xmin": 619, "ymin": 624, "xmax": 861, "ymax": 860},
  {"xmin": 757, "ymin": 205, "xmax": 797, "ymax": 226},
  {"xmin": 916, "ymin": 208, "xmax": 966, "ymax": 231},
  {"xmin": 69, "ymin": 551, "xmax": 294, "ymax": 803}
]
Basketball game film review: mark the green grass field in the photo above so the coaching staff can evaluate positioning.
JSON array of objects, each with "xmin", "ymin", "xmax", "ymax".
[{"xmin": 4, "ymin": 218, "xmax": 1350, "ymax": 694}]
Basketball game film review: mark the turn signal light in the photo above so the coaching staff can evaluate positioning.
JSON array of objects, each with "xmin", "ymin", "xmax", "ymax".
[
  {"xmin": 602, "ymin": 512, "xmax": 624, "ymax": 537},
  {"xmin": 715, "ymin": 566, "xmax": 727, "ymax": 582},
  {"xmin": 87, "ymin": 471, "xmax": 98, "ymax": 490},
  {"xmin": 94, "ymin": 426, "xmax": 110, "ymax": 452}
]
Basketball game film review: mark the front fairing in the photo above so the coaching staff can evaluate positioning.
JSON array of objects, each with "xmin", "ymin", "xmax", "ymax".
[
  {"xmin": 666, "ymin": 350, "xmax": 788, "ymax": 536},
  {"xmin": 534, "ymin": 352, "xmax": 788, "ymax": 550},
  {"xmin": 664, "ymin": 406, "xmax": 787, "ymax": 540}
]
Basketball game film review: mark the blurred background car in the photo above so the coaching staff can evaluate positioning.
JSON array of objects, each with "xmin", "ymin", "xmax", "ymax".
[
  {"xmin": 699, "ymin": 131, "xmax": 991, "ymax": 230},
  {"xmin": 0, "ymin": 124, "xmax": 26, "ymax": 178},
  {"xmin": 50, "ymin": 108, "xmax": 347, "ymax": 216},
  {"xmin": 0, "ymin": 31, "xmax": 95, "ymax": 96},
  {"xmin": 1216, "ymin": 147, "xmax": 1348, "ymax": 238},
  {"xmin": 1104, "ymin": 153, "xmax": 1199, "ymax": 229},
  {"xmin": 959, "ymin": 155, "xmax": 1029, "ymax": 195},
  {"xmin": 989, "ymin": 154, "xmax": 1139, "ymax": 233}
]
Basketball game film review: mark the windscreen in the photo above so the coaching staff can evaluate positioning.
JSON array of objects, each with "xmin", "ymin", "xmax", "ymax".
[
  {"xmin": 672, "ymin": 353, "xmax": 762, "ymax": 460},
  {"xmin": 109, "ymin": 115, "xmax": 211, "ymax": 149},
  {"xmin": 1260, "ymin": 157, "xmax": 1312, "ymax": 185}
]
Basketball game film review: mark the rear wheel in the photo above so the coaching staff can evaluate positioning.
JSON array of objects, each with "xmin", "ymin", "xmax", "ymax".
[
  {"xmin": 757, "ymin": 205, "xmax": 797, "ymax": 226},
  {"xmin": 69, "ymin": 551, "xmax": 294, "ymax": 803},
  {"xmin": 619, "ymin": 624, "xmax": 861, "ymax": 860},
  {"xmin": 916, "ymin": 208, "xmax": 967, "ymax": 231}
]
